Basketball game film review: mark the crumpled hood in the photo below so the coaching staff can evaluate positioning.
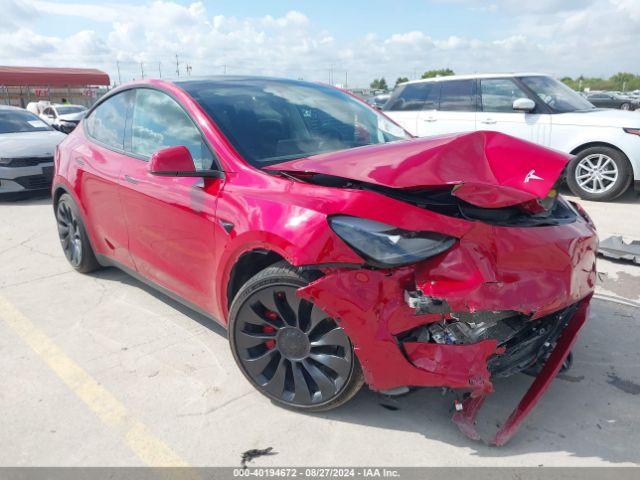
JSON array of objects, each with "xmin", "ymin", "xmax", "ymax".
[{"xmin": 266, "ymin": 131, "xmax": 570, "ymax": 208}]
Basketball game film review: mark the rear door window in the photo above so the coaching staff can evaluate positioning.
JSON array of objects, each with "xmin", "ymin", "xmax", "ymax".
[
  {"xmin": 385, "ymin": 82, "xmax": 438, "ymax": 111},
  {"xmin": 439, "ymin": 80, "xmax": 476, "ymax": 112}
]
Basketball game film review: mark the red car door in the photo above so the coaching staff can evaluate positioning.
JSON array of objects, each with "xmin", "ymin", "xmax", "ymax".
[
  {"xmin": 118, "ymin": 87, "xmax": 222, "ymax": 314},
  {"xmin": 74, "ymin": 90, "xmax": 135, "ymax": 269}
]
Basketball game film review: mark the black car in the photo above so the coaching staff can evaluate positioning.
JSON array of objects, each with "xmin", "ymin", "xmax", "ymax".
[{"xmin": 586, "ymin": 92, "xmax": 639, "ymax": 110}]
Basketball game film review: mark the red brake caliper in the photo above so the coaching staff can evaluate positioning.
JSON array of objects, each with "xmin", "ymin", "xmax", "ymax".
[{"xmin": 263, "ymin": 311, "xmax": 278, "ymax": 349}]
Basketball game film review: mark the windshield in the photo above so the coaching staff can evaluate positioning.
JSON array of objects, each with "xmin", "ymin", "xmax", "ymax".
[
  {"xmin": 179, "ymin": 78, "xmax": 409, "ymax": 167},
  {"xmin": 520, "ymin": 76, "xmax": 595, "ymax": 113},
  {"xmin": 0, "ymin": 109, "xmax": 53, "ymax": 134},
  {"xmin": 57, "ymin": 106, "xmax": 86, "ymax": 115}
]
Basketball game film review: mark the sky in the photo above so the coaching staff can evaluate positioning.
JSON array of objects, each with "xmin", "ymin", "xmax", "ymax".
[{"xmin": 1, "ymin": 0, "xmax": 639, "ymax": 87}]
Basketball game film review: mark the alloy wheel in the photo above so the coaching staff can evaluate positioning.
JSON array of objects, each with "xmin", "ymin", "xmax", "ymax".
[
  {"xmin": 57, "ymin": 201, "xmax": 83, "ymax": 267},
  {"xmin": 233, "ymin": 285, "xmax": 353, "ymax": 407},
  {"xmin": 575, "ymin": 153, "xmax": 618, "ymax": 194}
]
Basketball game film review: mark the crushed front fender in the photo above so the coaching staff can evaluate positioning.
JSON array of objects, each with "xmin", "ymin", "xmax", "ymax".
[{"xmin": 297, "ymin": 268, "xmax": 500, "ymax": 395}]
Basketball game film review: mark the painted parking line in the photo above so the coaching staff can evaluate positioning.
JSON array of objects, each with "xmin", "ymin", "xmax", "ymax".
[{"xmin": 0, "ymin": 295, "xmax": 190, "ymax": 467}]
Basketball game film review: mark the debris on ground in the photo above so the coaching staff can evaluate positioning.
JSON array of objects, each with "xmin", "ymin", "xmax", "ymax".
[
  {"xmin": 241, "ymin": 447, "xmax": 277, "ymax": 469},
  {"xmin": 598, "ymin": 236, "xmax": 640, "ymax": 264},
  {"xmin": 607, "ymin": 373, "xmax": 640, "ymax": 395}
]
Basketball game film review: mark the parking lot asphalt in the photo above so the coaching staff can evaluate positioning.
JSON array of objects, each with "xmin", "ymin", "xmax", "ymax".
[{"xmin": 1, "ymin": 189, "xmax": 639, "ymax": 467}]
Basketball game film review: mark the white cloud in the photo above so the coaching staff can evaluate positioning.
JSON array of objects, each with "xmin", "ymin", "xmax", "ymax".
[{"xmin": 0, "ymin": 0, "xmax": 638, "ymax": 87}]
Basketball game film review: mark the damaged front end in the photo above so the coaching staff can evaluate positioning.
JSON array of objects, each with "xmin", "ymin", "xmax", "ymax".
[
  {"xmin": 281, "ymin": 132, "xmax": 597, "ymax": 445},
  {"xmin": 299, "ymin": 255, "xmax": 594, "ymax": 445}
]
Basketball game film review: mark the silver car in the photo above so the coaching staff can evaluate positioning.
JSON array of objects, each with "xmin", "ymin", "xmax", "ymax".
[
  {"xmin": 40, "ymin": 104, "xmax": 87, "ymax": 134},
  {"xmin": 0, "ymin": 105, "xmax": 66, "ymax": 196}
]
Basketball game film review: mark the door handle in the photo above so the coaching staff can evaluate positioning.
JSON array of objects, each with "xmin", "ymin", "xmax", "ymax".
[
  {"xmin": 481, "ymin": 118, "xmax": 497, "ymax": 124},
  {"xmin": 124, "ymin": 175, "xmax": 139, "ymax": 185},
  {"xmin": 74, "ymin": 157, "xmax": 85, "ymax": 166},
  {"xmin": 423, "ymin": 116, "xmax": 437, "ymax": 122}
]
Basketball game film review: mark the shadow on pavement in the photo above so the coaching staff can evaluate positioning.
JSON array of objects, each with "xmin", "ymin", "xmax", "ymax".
[
  {"xmin": 0, "ymin": 191, "xmax": 52, "ymax": 205},
  {"xmin": 88, "ymin": 266, "xmax": 227, "ymax": 338}
]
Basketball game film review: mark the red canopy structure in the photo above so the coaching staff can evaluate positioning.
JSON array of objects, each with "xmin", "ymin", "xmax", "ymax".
[{"xmin": 0, "ymin": 66, "xmax": 110, "ymax": 87}]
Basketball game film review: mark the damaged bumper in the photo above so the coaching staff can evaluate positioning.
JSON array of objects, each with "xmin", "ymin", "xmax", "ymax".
[{"xmin": 298, "ymin": 217, "xmax": 597, "ymax": 445}]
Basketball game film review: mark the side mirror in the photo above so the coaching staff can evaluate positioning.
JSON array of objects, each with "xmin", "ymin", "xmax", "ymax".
[
  {"xmin": 149, "ymin": 146, "xmax": 196, "ymax": 176},
  {"xmin": 149, "ymin": 146, "xmax": 224, "ymax": 178},
  {"xmin": 513, "ymin": 97, "xmax": 535, "ymax": 112}
]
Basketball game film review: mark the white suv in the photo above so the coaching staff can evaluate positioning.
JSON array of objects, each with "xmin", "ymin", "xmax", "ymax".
[{"xmin": 384, "ymin": 73, "xmax": 640, "ymax": 201}]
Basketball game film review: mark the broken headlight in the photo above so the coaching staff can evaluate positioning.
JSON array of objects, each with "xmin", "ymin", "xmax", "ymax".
[{"xmin": 329, "ymin": 215, "xmax": 456, "ymax": 267}]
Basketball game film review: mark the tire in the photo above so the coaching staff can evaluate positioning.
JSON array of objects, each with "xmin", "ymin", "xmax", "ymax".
[
  {"xmin": 566, "ymin": 147, "xmax": 632, "ymax": 201},
  {"xmin": 228, "ymin": 261, "xmax": 364, "ymax": 412},
  {"xmin": 620, "ymin": 103, "xmax": 631, "ymax": 111},
  {"xmin": 55, "ymin": 193, "xmax": 101, "ymax": 273}
]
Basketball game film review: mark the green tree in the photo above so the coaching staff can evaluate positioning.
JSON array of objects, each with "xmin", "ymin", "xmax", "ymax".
[
  {"xmin": 370, "ymin": 77, "xmax": 389, "ymax": 90},
  {"xmin": 421, "ymin": 68, "xmax": 454, "ymax": 79},
  {"xmin": 395, "ymin": 76, "xmax": 409, "ymax": 86},
  {"xmin": 560, "ymin": 72, "xmax": 640, "ymax": 92}
]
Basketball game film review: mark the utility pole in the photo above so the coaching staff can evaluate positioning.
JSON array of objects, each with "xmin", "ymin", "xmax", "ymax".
[
  {"xmin": 158, "ymin": 62, "xmax": 162, "ymax": 78},
  {"xmin": 345, "ymin": 71, "xmax": 348, "ymax": 89},
  {"xmin": 116, "ymin": 61, "xmax": 122, "ymax": 85},
  {"xmin": 175, "ymin": 54, "xmax": 180, "ymax": 77},
  {"xmin": 140, "ymin": 62, "xmax": 144, "ymax": 79},
  {"xmin": 186, "ymin": 64, "xmax": 192, "ymax": 76}
]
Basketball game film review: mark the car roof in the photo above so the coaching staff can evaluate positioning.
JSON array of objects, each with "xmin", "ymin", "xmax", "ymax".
[
  {"xmin": 171, "ymin": 75, "xmax": 323, "ymax": 87},
  {"xmin": 400, "ymin": 72, "xmax": 549, "ymax": 85}
]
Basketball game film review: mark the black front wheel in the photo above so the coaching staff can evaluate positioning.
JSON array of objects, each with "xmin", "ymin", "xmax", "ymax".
[
  {"xmin": 228, "ymin": 262, "xmax": 364, "ymax": 411},
  {"xmin": 56, "ymin": 193, "xmax": 100, "ymax": 273}
]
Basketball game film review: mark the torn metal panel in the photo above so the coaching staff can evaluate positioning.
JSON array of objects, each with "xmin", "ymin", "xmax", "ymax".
[
  {"xmin": 450, "ymin": 296, "xmax": 591, "ymax": 445},
  {"xmin": 414, "ymin": 220, "xmax": 597, "ymax": 319},
  {"xmin": 297, "ymin": 268, "xmax": 499, "ymax": 394},
  {"xmin": 598, "ymin": 235, "xmax": 640, "ymax": 264}
]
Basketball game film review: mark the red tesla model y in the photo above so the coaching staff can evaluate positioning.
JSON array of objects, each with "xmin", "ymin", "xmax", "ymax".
[{"xmin": 52, "ymin": 77, "xmax": 597, "ymax": 444}]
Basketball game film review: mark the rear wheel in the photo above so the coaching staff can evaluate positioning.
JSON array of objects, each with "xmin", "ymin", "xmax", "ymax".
[
  {"xmin": 228, "ymin": 262, "xmax": 364, "ymax": 411},
  {"xmin": 566, "ymin": 147, "xmax": 632, "ymax": 201},
  {"xmin": 56, "ymin": 193, "xmax": 100, "ymax": 273},
  {"xmin": 620, "ymin": 103, "xmax": 631, "ymax": 111}
]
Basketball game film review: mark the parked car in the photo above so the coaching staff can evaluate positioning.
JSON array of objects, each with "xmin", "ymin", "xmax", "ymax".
[
  {"xmin": 40, "ymin": 104, "xmax": 87, "ymax": 134},
  {"xmin": 586, "ymin": 92, "xmax": 639, "ymax": 111},
  {"xmin": 367, "ymin": 93, "xmax": 390, "ymax": 109},
  {"xmin": 0, "ymin": 105, "xmax": 66, "ymax": 196},
  {"xmin": 26, "ymin": 100, "xmax": 50, "ymax": 116},
  {"xmin": 52, "ymin": 77, "xmax": 596, "ymax": 444},
  {"xmin": 384, "ymin": 73, "xmax": 640, "ymax": 201}
]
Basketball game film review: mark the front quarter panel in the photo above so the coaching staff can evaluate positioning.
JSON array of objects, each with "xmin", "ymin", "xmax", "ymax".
[{"xmin": 213, "ymin": 172, "xmax": 476, "ymax": 321}]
